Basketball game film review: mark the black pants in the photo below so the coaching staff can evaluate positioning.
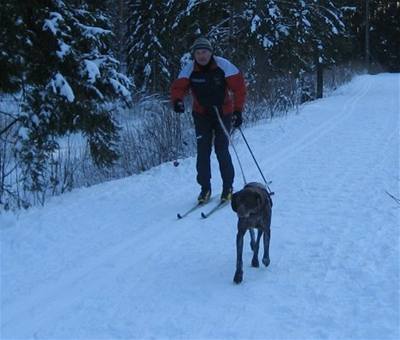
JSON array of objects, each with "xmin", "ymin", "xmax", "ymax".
[{"xmin": 192, "ymin": 111, "xmax": 234, "ymax": 191}]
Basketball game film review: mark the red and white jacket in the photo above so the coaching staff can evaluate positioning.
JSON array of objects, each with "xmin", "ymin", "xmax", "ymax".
[{"xmin": 171, "ymin": 56, "xmax": 246, "ymax": 115}]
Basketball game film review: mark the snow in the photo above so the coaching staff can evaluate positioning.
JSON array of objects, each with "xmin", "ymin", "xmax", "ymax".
[
  {"xmin": 50, "ymin": 72, "xmax": 75, "ymax": 102},
  {"xmin": 268, "ymin": 5, "xmax": 279, "ymax": 19},
  {"xmin": 277, "ymin": 23, "xmax": 290, "ymax": 36},
  {"xmin": 83, "ymin": 59, "xmax": 100, "ymax": 83},
  {"xmin": 302, "ymin": 17, "xmax": 311, "ymax": 27},
  {"xmin": 78, "ymin": 24, "xmax": 111, "ymax": 38},
  {"xmin": 110, "ymin": 79, "xmax": 130, "ymax": 98},
  {"xmin": 143, "ymin": 63, "xmax": 151, "ymax": 77},
  {"xmin": 1, "ymin": 74, "xmax": 399, "ymax": 339},
  {"xmin": 56, "ymin": 41, "xmax": 71, "ymax": 59},
  {"xmin": 262, "ymin": 36, "xmax": 274, "ymax": 48},
  {"xmin": 42, "ymin": 12, "xmax": 64, "ymax": 36},
  {"xmin": 251, "ymin": 14, "xmax": 260, "ymax": 33},
  {"xmin": 17, "ymin": 126, "xmax": 29, "ymax": 140}
]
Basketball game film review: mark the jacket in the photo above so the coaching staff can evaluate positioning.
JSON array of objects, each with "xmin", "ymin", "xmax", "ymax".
[{"xmin": 171, "ymin": 56, "xmax": 246, "ymax": 115}]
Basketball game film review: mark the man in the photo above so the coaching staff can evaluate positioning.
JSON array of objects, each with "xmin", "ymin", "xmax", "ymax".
[{"xmin": 171, "ymin": 37, "xmax": 246, "ymax": 203}]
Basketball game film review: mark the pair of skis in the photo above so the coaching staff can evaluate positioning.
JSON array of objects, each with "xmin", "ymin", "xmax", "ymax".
[{"xmin": 177, "ymin": 198, "xmax": 229, "ymax": 219}]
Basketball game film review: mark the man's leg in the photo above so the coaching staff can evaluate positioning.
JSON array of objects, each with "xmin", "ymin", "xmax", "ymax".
[
  {"xmin": 193, "ymin": 113, "xmax": 213, "ymax": 190},
  {"xmin": 214, "ymin": 114, "xmax": 234, "ymax": 190}
]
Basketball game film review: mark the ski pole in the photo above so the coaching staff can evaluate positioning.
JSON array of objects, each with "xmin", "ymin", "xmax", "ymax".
[
  {"xmin": 237, "ymin": 127, "xmax": 273, "ymax": 195},
  {"xmin": 213, "ymin": 106, "xmax": 247, "ymax": 185}
]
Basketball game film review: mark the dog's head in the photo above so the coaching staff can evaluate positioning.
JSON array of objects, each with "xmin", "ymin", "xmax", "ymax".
[{"xmin": 231, "ymin": 188, "xmax": 264, "ymax": 219}]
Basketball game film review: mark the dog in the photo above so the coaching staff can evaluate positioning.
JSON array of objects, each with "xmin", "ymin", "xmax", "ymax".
[{"xmin": 231, "ymin": 182, "xmax": 272, "ymax": 284}]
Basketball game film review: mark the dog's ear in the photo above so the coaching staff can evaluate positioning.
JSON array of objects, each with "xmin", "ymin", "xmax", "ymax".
[{"xmin": 231, "ymin": 192, "xmax": 239, "ymax": 212}]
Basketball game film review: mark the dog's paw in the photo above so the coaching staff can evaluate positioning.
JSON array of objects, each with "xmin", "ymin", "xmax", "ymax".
[
  {"xmin": 233, "ymin": 270, "xmax": 243, "ymax": 284},
  {"xmin": 251, "ymin": 258, "xmax": 260, "ymax": 268},
  {"xmin": 262, "ymin": 257, "xmax": 270, "ymax": 267}
]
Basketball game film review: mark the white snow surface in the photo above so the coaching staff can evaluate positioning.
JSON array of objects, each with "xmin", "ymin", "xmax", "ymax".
[{"xmin": 1, "ymin": 74, "xmax": 399, "ymax": 339}]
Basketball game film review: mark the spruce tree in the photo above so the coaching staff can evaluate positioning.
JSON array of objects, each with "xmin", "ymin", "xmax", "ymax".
[
  {"xmin": 2, "ymin": 0, "xmax": 131, "ymax": 197},
  {"xmin": 369, "ymin": 1, "xmax": 400, "ymax": 72},
  {"xmin": 126, "ymin": 0, "xmax": 172, "ymax": 93},
  {"xmin": 0, "ymin": 1, "xmax": 28, "ymax": 93}
]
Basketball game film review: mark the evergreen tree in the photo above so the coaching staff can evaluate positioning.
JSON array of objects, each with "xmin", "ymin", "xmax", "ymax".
[
  {"xmin": 0, "ymin": 1, "xmax": 29, "ymax": 93},
  {"xmin": 248, "ymin": 1, "xmax": 345, "ymax": 75},
  {"xmin": 185, "ymin": 0, "xmax": 250, "ymax": 64},
  {"xmin": 369, "ymin": 1, "xmax": 400, "ymax": 72},
  {"xmin": 1, "ymin": 0, "xmax": 131, "ymax": 196},
  {"xmin": 126, "ymin": 0, "xmax": 173, "ymax": 93}
]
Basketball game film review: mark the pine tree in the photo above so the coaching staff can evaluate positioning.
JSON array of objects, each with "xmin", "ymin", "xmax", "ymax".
[
  {"xmin": 126, "ymin": 0, "xmax": 173, "ymax": 93},
  {"xmin": 0, "ymin": 1, "xmax": 28, "ymax": 93},
  {"xmin": 369, "ymin": 1, "xmax": 400, "ymax": 72},
  {"xmin": 2, "ymin": 0, "xmax": 132, "ymax": 197}
]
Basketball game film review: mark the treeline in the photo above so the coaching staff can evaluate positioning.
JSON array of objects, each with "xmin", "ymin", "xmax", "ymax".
[
  {"xmin": 0, "ymin": 0, "xmax": 398, "ymax": 209},
  {"xmin": 122, "ymin": 0, "xmax": 399, "ymax": 93}
]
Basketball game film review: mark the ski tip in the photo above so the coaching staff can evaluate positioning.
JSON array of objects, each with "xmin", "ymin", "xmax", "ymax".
[
  {"xmin": 201, "ymin": 212, "xmax": 207, "ymax": 219},
  {"xmin": 177, "ymin": 213, "xmax": 182, "ymax": 219}
]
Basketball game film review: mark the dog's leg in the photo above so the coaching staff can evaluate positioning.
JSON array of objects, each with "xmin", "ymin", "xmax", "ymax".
[
  {"xmin": 249, "ymin": 228, "xmax": 256, "ymax": 251},
  {"xmin": 262, "ymin": 227, "xmax": 271, "ymax": 267},
  {"xmin": 251, "ymin": 229, "xmax": 263, "ymax": 268},
  {"xmin": 234, "ymin": 228, "xmax": 246, "ymax": 284}
]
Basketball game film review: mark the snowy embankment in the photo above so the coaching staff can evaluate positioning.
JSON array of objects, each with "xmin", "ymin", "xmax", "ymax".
[{"xmin": 1, "ymin": 74, "xmax": 399, "ymax": 339}]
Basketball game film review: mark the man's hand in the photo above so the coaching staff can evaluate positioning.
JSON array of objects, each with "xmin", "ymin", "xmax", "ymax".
[
  {"xmin": 232, "ymin": 111, "xmax": 243, "ymax": 128},
  {"xmin": 174, "ymin": 100, "xmax": 185, "ymax": 113}
]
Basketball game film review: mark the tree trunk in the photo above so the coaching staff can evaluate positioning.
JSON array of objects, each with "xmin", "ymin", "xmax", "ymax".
[
  {"xmin": 365, "ymin": 0, "xmax": 370, "ymax": 73},
  {"xmin": 316, "ymin": 63, "xmax": 323, "ymax": 99},
  {"xmin": 228, "ymin": 0, "xmax": 234, "ymax": 54}
]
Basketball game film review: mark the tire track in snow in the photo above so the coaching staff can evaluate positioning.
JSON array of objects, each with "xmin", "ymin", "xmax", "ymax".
[
  {"xmin": 265, "ymin": 77, "xmax": 373, "ymax": 172},
  {"xmin": 262, "ymin": 77, "xmax": 376, "ymax": 307},
  {"xmin": 1, "ymin": 205, "xmax": 194, "ymax": 336},
  {"xmin": 307, "ymin": 125, "xmax": 398, "ymax": 337},
  {"xmin": 267, "ymin": 76, "xmax": 398, "ymax": 337},
  {"xmin": 2, "ymin": 180, "xmax": 231, "ymax": 338}
]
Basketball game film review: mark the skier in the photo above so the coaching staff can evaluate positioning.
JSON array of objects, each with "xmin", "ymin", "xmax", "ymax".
[{"xmin": 171, "ymin": 37, "xmax": 246, "ymax": 203}]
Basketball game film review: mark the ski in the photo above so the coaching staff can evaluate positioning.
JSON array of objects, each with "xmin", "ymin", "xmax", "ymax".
[
  {"xmin": 201, "ymin": 201, "xmax": 229, "ymax": 219},
  {"xmin": 177, "ymin": 203, "xmax": 203, "ymax": 219},
  {"xmin": 177, "ymin": 199, "xmax": 212, "ymax": 219}
]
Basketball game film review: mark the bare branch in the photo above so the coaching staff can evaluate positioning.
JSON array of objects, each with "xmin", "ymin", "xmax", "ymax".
[
  {"xmin": 0, "ymin": 118, "xmax": 20, "ymax": 137},
  {"xmin": 0, "ymin": 110, "xmax": 17, "ymax": 119}
]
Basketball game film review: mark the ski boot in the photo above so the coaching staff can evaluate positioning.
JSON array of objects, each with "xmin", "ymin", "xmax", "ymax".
[
  {"xmin": 198, "ymin": 187, "xmax": 211, "ymax": 204},
  {"xmin": 220, "ymin": 187, "xmax": 233, "ymax": 202}
]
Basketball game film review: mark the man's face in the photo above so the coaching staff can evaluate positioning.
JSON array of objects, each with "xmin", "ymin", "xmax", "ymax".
[{"xmin": 194, "ymin": 49, "xmax": 212, "ymax": 66}]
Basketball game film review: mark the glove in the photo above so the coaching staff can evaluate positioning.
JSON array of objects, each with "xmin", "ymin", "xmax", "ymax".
[
  {"xmin": 232, "ymin": 111, "xmax": 243, "ymax": 128},
  {"xmin": 173, "ymin": 100, "xmax": 185, "ymax": 113}
]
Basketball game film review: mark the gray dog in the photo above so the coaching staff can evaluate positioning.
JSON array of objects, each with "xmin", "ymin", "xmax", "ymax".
[{"xmin": 231, "ymin": 182, "xmax": 272, "ymax": 284}]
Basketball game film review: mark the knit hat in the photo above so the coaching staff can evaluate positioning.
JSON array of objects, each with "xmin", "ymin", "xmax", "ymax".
[{"xmin": 191, "ymin": 37, "xmax": 213, "ymax": 53}]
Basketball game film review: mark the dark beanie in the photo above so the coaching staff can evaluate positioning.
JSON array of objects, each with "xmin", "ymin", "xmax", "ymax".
[{"xmin": 191, "ymin": 37, "xmax": 213, "ymax": 53}]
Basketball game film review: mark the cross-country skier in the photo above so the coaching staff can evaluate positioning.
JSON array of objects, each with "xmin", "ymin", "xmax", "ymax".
[{"xmin": 171, "ymin": 37, "xmax": 246, "ymax": 203}]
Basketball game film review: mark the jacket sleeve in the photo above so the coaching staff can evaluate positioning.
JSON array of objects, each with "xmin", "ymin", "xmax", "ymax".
[
  {"xmin": 215, "ymin": 57, "xmax": 246, "ymax": 112},
  {"xmin": 170, "ymin": 63, "xmax": 192, "ymax": 104},
  {"xmin": 226, "ymin": 72, "xmax": 246, "ymax": 112}
]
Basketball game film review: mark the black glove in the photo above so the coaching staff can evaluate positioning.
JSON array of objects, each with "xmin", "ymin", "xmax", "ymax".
[
  {"xmin": 232, "ymin": 111, "xmax": 243, "ymax": 128},
  {"xmin": 173, "ymin": 100, "xmax": 185, "ymax": 113}
]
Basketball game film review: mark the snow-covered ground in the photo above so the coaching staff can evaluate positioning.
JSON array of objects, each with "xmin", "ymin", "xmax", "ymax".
[{"xmin": 1, "ymin": 74, "xmax": 399, "ymax": 339}]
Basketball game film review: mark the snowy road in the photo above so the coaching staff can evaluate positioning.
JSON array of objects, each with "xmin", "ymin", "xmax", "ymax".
[{"xmin": 1, "ymin": 74, "xmax": 399, "ymax": 339}]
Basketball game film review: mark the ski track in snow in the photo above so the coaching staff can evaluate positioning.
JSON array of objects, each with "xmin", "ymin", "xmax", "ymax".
[{"xmin": 1, "ymin": 74, "xmax": 399, "ymax": 339}]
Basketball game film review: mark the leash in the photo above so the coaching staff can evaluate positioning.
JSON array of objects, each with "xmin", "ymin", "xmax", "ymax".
[{"xmin": 213, "ymin": 106, "xmax": 274, "ymax": 195}]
